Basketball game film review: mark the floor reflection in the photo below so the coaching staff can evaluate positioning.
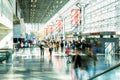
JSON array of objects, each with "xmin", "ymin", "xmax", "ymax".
[{"xmin": 0, "ymin": 48, "xmax": 115, "ymax": 80}]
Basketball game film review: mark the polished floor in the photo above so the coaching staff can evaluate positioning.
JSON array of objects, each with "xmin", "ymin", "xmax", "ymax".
[{"xmin": 0, "ymin": 47, "xmax": 118, "ymax": 80}]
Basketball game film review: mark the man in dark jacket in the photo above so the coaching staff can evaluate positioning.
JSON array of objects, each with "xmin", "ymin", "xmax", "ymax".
[
  {"xmin": 71, "ymin": 48, "xmax": 82, "ymax": 80},
  {"xmin": 39, "ymin": 41, "xmax": 45, "ymax": 56}
]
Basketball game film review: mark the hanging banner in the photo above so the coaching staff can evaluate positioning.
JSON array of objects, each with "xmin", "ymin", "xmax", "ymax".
[
  {"xmin": 48, "ymin": 24, "xmax": 53, "ymax": 33},
  {"xmin": 56, "ymin": 19, "xmax": 62, "ymax": 30},
  {"xmin": 44, "ymin": 28, "xmax": 48, "ymax": 35},
  {"xmin": 70, "ymin": 8, "xmax": 79, "ymax": 25}
]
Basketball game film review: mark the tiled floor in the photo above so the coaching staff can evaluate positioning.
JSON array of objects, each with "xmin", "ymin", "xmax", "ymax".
[{"xmin": 0, "ymin": 48, "xmax": 118, "ymax": 80}]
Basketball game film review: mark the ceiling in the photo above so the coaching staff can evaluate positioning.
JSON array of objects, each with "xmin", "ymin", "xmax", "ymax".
[{"xmin": 18, "ymin": 0, "xmax": 69, "ymax": 23}]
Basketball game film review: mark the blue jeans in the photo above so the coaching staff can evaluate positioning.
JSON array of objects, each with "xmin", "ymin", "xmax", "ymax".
[
  {"xmin": 40, "ymin": 48, "xmax": 44, "ymax": 56},
  {"xmin": 74, "ymin": 68, "xmax": 89, "ymax": 80},
  {"xmin": 86, "ymin": 65, "xmax": 94, "ymax": 78},
  {"xmin": 75, "ymin": 68, "xmax": 79, "ymax": 79}
]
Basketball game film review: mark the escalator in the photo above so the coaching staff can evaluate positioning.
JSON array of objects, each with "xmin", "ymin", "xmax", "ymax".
[{"xmin": 88, "ymin": 62, "xmax": 120, "ymax": 80}]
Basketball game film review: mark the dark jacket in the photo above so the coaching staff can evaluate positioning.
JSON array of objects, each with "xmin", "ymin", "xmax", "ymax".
[{"xmin": 72, "ymin": 55, "xmax": 82, "ymax": 69}]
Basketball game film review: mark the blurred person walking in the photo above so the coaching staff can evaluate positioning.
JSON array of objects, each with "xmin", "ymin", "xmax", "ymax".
[
  {"xmin": 71, "ymin": 48, "xmax": 82, "ymax": 80},
  {"xmin": 56, "ymin": 41, "xmax": 59, "ymax": 53},
  {"xmin": 38, "ymin": 41, "xmax": 45, "ymax": 57},
  {"xmin": 85, "ymin": 46, "xmax": 97, "ymax": 78},
  {"xmin": 65, "ymin": 45, "xmax": 71, "ymax": 63},
  {"xmin": 60, "ymin": 40, "xmax": 64, "ymax": 53},
  {"xmin": 49, "ymin": 43, "xmax": 53, "ymax": 57}
]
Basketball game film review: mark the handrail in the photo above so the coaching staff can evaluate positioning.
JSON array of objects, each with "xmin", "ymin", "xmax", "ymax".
[
  {"xmin": 0, "ymin": 51, "xmax": 9, "ymax": 53},
  {"xmin": 0, "ymin": 49, "xmax": 13, "ymax": 52},
  {"xmin": 0, "ymin": 49, "xmax": 13, "ymax": 54},
  {"xmin": 0, "ymin": 48, "xmax": 13, "ymax": 50},
  {"xmin": 88, "ymin": 62, "xmax": 120, "ymax": 80}
]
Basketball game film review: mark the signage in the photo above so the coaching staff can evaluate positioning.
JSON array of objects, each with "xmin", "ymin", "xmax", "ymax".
[
  {"xmin": 56, "ymin": 19, "xmax": 62, "ymax": 30},
  {"xmin": 44, "ymin": 28, "xmax": 48, "ymax": 35},
  {"xmin": 48, "ymin": 24, "xmax": 53, "ymax": 33},
  {"xmin": 70, "ymin": 8, "xmax": 79, "ymax": 25}
]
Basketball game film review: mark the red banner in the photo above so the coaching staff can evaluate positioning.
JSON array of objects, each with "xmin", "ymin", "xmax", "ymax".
[
  {"xmin": 70, "ymin": 8, "xmax": 79, "ymax": 25},
  {"xmin": 48, "ymin": 24, "xmax": 53, "ymax": 33},
  {"xmin": 56, "ymin": 19, "xmax": 62, "ymax": 30},
  {"xmin": 44, "ymin": 28, "xmax": 48, "ymax": 35}
]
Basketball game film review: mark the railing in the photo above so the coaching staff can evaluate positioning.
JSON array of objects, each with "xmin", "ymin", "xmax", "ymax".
[
  {"xmin": 0, "ymin": 48, "xmax": 13, "ymax": 62},
  {"xmin": 88, "ymin": 62, "xmax": 120, "ymax": 80}
]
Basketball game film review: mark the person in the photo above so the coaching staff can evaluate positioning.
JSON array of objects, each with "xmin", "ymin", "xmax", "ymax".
[
  {"xmin": 65, "ymin": 45, "xmax": 71, "ymax": 63},
  {"xmin": 39, "ymin": 41, "xmax": 45, "ymax": 56},
  {"xmin": 90, "ymin": 42, "xmax": 98, "ymax": 76},
  {"xmin": 85, "ymin": 46, "xmax": 97, "ymax": 78},
  {"xmin": 60, "ymin": 41, "xmax": 64, "ymax": 53},
  {"xmin": 70, "ymin": 41, "xmax": 75, "ymax": 53},
  {"xmin": 49, "ymin": 43, "xmax": 53, "ymax": 57},
  {"xmin": 71, "ymin": 48, "xmax": 82, "ymax": 80},
  {"xmin": 56, "ymin": 41, "xmax": 59, "ymax": 53},
  {"xmin": 53, "ymin": 41, "xmax": 56, "ymax": 52},
  {"xmin": 16, "ymin": 41, "xmax": 20, "ymax": 51}
]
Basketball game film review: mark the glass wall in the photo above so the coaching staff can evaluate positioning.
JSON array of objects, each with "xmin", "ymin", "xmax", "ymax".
[{"xmin": 84, "ymin": 0, "xmax": 120, "ymax": 34}]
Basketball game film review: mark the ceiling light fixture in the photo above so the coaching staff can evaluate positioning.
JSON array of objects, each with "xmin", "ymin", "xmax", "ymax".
[
  {"xmin": 33, "ymin": 5, "xmax": 36, "ymax": 7},
  {"xmin": 31, "ymin": 0, "xmax": 33, "ymax": 2},
  {"xmin": 30, "ymin": 12, "xmax": 33, "ymax": 14},
  {"xmin": 56, "ymin": 5, "xmax": 58, "ymax": 8},
  {"xmin": 60, "ymin": 1, "xmax": 63, "ymax": 3},
  {"xmin": 33, "ymin": 9, "xmax": 35, "ymax": 11},
  {"xmin": 56, "ymin": 1, "xmax": 59, "ymax": 3},
  {"xmin": 34, "ymin": 0, "xmax": 37, "ymax": 2},
  {"xmin": 53, "ymin": 6, "xmax": 55, "ymax": 8}
]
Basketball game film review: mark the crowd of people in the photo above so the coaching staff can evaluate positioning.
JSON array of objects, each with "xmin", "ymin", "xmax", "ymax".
[
  {"xmin": 37, "ymin": 39, "xmax": 99, "ymax": 80},
  {"xmin": 15, "ymin": 39, "xmax": 99, "ymax": 80}
]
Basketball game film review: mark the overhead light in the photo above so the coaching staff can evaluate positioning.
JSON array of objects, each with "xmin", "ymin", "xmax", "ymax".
[
  {"xmin": 31, "ymin": 0, "xmax": 33, "ymax": 2},
  {"xmin": 31, "ymin": 4, "xmax": 36, "ymax": 7},
  {"xmin": 50, "ymin": 12, "xmax": 52, "ymax": 15},
  {"xmin": 33, "ymin": 12, "xmax": 35, "ymax": 14},
  {"xmin": 33, "ymin": 5, "xmax": 36, "ymax": 7},
  {"xmin": 30, "ymin": 12, "xmax": 35, "ymax": 15},
  {"xmin": 56, "ymin": 5, "xmax": 58, "ymax": 8},
  {"xmin": 31, "ymin": 9, "xmax": 35, "ymax": 11},
  {"xmin": 53, "ymin": 5, "xmax": 55, "ymax": 8},
  {"xmin": 33, "ymin": 9, "xmax": 35, "ymax": 11},
  {"xmin": 60, "ymin": 1, "xmax": 63, "ymax": 3},
  {"xmin": 35, "ymin": 0, "xmax": 37, "ymax": 2},
  {"xmin": 31, "ymin": 0, "xmax": 37, "ymax": 3},
  {"xmin": 56, "ymin": 1, "xmax": 59, "ymax": 3},
  {"xmin": 30, "ymin": 12, "xmax": 32, "ymax": 14},
  {"xmin": 31, "ymin": 11, "xmax": 33, "ymax": 14}
]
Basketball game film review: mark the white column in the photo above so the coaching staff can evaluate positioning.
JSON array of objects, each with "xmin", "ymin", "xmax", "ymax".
[
  {"xmin": 81, "ymin": 5, "xmax": 84, "ymax": 33},
  {"xmin": 79, "ymin": 0, "xmax": 90, "ymax": 33}
]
